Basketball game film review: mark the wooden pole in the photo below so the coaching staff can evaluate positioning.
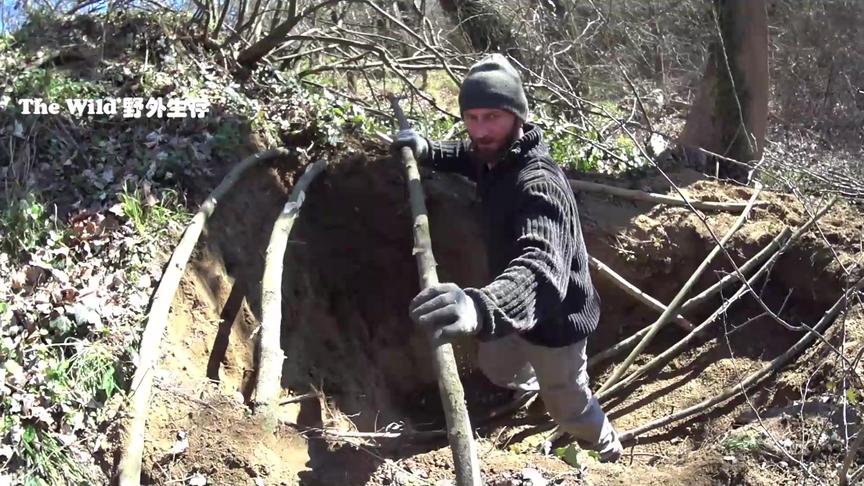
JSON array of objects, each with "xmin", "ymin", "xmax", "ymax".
[
  {"xmin": 117, "ymin": 149, "xmax": 291, "ymax": 486},
  {"xmin": 597, "ymin": 183, "xmax": 763, "ymax": 394},
  {"xmin": 569, "ymin": 179, "xmax": 769, "ymax": 212},
  {"xmin": 389, "ymin": 95, "xmax": 481, "ymax": 486},
  {"xmin": 620, "ymin": 276, "xmax": 864, "ymax": 442},
  {"xmin": 256, "ymin": 159, "xmax": 328, "ymax": 414}
]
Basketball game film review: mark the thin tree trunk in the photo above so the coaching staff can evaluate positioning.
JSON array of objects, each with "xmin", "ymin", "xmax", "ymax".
[
  {"xmin": 679, "ymin": 0, "xmax": 769, "ymax": 181},
  {"xmin": 213, "ymin": 0, "xmax": 231, "ymax": 38}
]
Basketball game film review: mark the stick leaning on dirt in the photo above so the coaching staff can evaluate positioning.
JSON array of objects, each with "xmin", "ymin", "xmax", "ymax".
[
  {"xmin": 387, "ymin": 95, "xmax": 482, "ymax": 486},
  {"xmin": 620, "ymin": 275, "xmax": 864, "ymax": 442},
  {"xmin": 256, "ymin": 159, "xmax": 328, "ymax": 416},
  {"xmin": 569, "ymin": 179, "xmax": 770, "ymax": 212},
  {"xmin": 597, "ymin": 196, "xmax": 839, "ymax": 401},
  {"xmin": 597, "ymin": 183, "xmax": 764, "ymax": 394},
  {"xmin": 117, "ymin": 149, "xmax": 291, "ymax": 486},
  {"xmin": 589, "ymin": 256, "xmax": 694, "ymax": 331}
]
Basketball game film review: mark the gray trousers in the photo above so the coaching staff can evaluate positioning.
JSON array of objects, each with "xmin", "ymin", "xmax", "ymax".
[{"xmin": 477, "ymin": 334, "xmax": 619, "ymax": 454}]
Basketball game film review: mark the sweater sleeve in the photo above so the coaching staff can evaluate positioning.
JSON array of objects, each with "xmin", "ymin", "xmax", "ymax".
[
  {"xmin": 420, "ymin": 138, "xmax": 477, "ymax": 182},
  {"xmin": 463, "ymin": 170, "xmax": 578, "ymax": 339}
]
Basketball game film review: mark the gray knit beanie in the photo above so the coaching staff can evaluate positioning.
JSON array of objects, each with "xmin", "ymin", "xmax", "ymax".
[{"xmin": 458, "ymin": 54, "xmax": 529, "ymax": 121}]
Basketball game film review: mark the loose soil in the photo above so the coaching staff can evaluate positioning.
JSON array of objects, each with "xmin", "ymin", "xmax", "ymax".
[{"xmin": 137, "ymin": 145, "xmax": 864, "ymax": 485}]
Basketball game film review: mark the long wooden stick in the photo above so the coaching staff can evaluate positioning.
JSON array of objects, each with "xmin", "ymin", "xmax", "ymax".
[
  {"xmin": 389, "ymin": 96, "xmax": 481, "ymax": 486},
  {"xmin": 597, "ymin": 184, "xmax": 763, "ymax": 394},
  {"xmin": 679, "ymin": 226, "xmax": 792, "ymax": 313},
  {"xmin": 569, "ymin": 179, "xmax": 770, "ymax": 212},
  {"xmin": 590, "ymin": 256, "xmax": 694, "ymax": 331},
  {"xmin": 588, "ymin": 229, "xmax": 782, "ymax": 369},
  {"xmin": 117, "ymin": 149, "xmax": 290, "ymax": 486},
  {"xmin": 256, "ymin": 159, "xmax": 327, "ymax": 411},
  {"xmin": 619, "ymin": 276, "xmax": 864, "ymax": 442},
  {"xmin": 599, "ymin": 242, "xmax": 785, "ymax": 400},
  {"xmin": 597, "ymin": 195, "xmax": 838, "ymax": 400},
  {"xmin": 589, "ymin": 197, "xmax": 835, "ymax": 370}
]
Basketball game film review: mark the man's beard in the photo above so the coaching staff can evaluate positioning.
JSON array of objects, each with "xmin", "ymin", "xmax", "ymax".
[
  {"xmin": 472, "ymin": 141, "xmax": 509, "ymax": 165},
  {"xmin": 471, "ymin": 122, "xmax": 522, "ymax": 166}
]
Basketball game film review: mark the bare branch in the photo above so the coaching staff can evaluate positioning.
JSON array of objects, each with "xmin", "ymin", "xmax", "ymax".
[
  {"xmin": 620, "ymin": 277, "xmax": 864, "ymax": 443},
  {"xmin": 598, "ymin": 184, "xmax": 763, "ymax": 395}
]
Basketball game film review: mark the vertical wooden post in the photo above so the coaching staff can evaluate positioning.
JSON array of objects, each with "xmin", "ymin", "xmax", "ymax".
[{"xmin": 390, "ymin": 96, "xmax": 482, "ymax": 486}]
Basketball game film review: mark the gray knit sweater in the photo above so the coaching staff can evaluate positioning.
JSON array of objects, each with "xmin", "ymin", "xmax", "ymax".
[{"xmin": 422, "ymin": 123, "xmax": 601, "ymax": 347}]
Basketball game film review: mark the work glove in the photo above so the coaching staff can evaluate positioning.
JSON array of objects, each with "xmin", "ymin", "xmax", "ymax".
[
  {"xmin": 391, "ymin": 128, "xmax": 429, "ymax": 162},
  {"xmin": 409, "ymin": 283, "xmax": 482, "ymax": 343}
]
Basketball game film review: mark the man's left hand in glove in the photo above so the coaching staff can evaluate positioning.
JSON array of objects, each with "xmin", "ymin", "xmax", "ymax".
[{"xmin": 409, "ymin": 283, "xmax": 482, "ymax": 343}]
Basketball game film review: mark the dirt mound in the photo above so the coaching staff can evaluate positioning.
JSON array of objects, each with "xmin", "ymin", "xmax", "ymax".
[{"xmin": 139, "ymin": 152, "xmax": 863, "ymax": 485}]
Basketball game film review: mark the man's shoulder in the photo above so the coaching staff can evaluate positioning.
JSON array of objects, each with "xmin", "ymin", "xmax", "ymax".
[{"xmin": 515, "ymin": 150, "xmax": 569, "ymax": 188}]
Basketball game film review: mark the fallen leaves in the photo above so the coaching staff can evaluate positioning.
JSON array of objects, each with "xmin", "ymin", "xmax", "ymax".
[{"xmin": 0, "ymin": 176, "xmax": 180, "ymax": 483}]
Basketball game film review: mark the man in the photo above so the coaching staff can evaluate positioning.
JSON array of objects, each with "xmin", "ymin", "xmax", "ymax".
[{"xmin": 392, "ymin": 54, "xmax": 622, "ymax": 463}]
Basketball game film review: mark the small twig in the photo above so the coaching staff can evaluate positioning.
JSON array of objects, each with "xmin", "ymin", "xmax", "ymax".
[
  {"xmin": 282, "ymin": 391, "xmax": 537, "ymax": 445},
  {"xmin": 279, "ymin": 391, "xmax": 320, "ymax": 405},
  {"xmin": 617, "ymin": 61, "xmax": 654, "ymax": 134},
  {"xmin": 164, "ymin": 475, "xmax": 197, "ymax": 484},
  {"xmin": 724, "ymin": 311, "xmax": 769, "ymax": 336}
]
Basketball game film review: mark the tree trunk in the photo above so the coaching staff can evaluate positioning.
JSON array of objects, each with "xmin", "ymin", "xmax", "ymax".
[
  {"xmin": 238, "ymin": 0, "xmax": 337, "ymax": 68},
  {"xmin": 679, "ymin": 0, "xmax": 769, "ymax": 181},
  {"xmin": 438, "ymin": 0, "xmax": 519, "ymax": 61},
  {"xmin": 234, "ymin": 0, "xmax": 247, "ymax": 35},
  {"xmin": 213, "ymin": 0, "xmax": 231, "ymax": 38}
]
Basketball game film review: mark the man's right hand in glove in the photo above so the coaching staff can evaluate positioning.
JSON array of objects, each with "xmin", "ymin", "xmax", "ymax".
[
  {"xmin": 409, "ymin": 283, "xmax": 481, "ymax": 343},
  {"xmin": 391, "ymin": 128, "xmax": 429, "ymax": 162}
]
